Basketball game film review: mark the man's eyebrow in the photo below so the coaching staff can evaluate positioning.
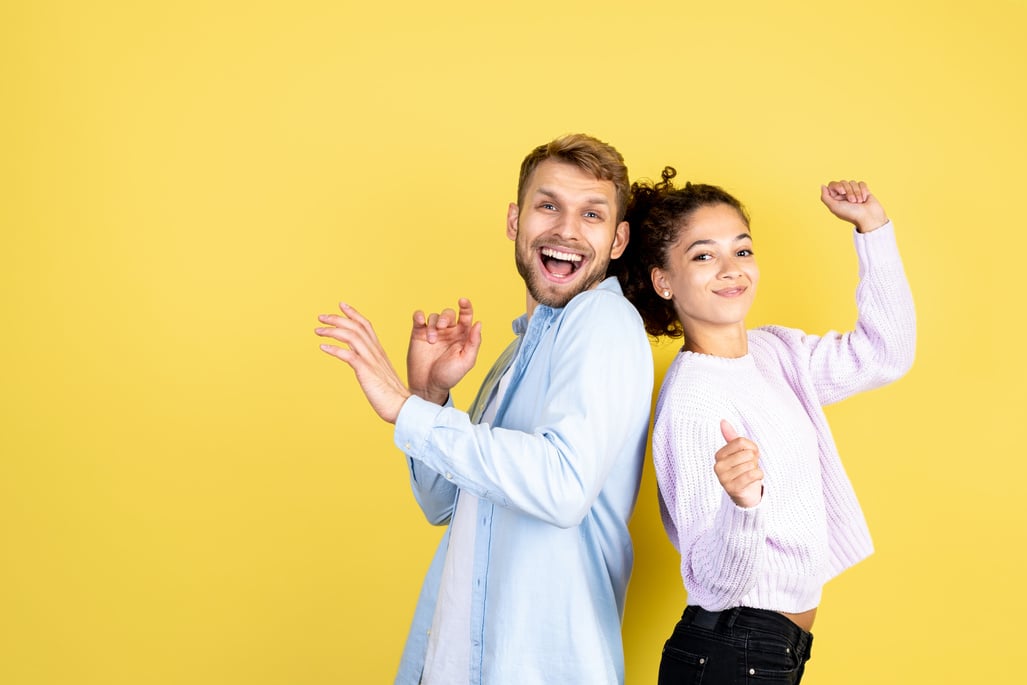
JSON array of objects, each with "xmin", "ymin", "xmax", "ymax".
[
  {"xmin": 684, "ymin": 233, "xmax": 752, "ymax": 252},
  {"xmin": 535, "ymin": 186, "xmax": 611, "ymax": 206}
]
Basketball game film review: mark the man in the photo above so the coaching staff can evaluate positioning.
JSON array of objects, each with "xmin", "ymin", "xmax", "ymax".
[{"xmin": 316, "ymin": 134, "xmax": 653, "ymax": 684}]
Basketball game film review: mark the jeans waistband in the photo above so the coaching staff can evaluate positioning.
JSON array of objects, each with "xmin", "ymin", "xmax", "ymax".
[{"xmin": 683, "ymin": 605, "xmax": 812, "ymax": 655}]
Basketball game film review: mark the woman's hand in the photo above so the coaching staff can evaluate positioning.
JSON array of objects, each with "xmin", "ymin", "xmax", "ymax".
[
  {"xmin": 714, "ymin": 420, "xmax": 764, "ymax": 508},
  {"xmin": 820, "ymin": 180, "xmax": 889, "ymax": 233}
]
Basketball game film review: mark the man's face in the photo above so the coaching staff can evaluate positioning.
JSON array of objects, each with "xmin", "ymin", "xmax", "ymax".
[{"xmin": 507, "ymin": 160, "xmax": 629, "ymax": 315}]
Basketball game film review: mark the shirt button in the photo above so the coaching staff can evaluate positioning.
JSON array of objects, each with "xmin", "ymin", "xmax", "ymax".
[
  {"xmin": 404, "ymin": 442, "xmax": 411, "ymax": 450},
  {"xmin": 445, "ymin": 472, "xmax": 454, "ymax": 480}
]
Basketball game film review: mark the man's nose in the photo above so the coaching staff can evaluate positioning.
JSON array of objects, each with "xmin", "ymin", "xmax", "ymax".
[{"xmin": 551, "ymin": 213, "xmax": 579, "ymax": 239}]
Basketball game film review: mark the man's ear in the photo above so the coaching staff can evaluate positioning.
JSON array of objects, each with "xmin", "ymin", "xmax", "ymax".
[
  {"xmin": 506, "ymin": 203, "xmax": 519, "ymax": 241},
  {"xmin": 610, "ymin": 220, "xmax": 629, "ymax": 259}
]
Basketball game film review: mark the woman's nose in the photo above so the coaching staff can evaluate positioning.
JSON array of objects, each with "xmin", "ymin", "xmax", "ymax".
[{"xmin": 719, "ymin": 255, "xmax": 741, "ymax": 278}]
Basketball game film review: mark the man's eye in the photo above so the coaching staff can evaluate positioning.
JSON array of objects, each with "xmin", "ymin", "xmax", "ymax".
[
  {"xmin": 693, "ymin": 253, "xmax": 712, "ymax": 262},
  {"xmin": 584, "ymin": 211, "xmax": 600, "ymax": 219},
  {"xmin": 540, "ymin": 203, "xmax": 557, "ymax": 211}
]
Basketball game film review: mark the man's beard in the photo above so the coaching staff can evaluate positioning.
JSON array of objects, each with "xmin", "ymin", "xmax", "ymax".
[{"xmin": 514, "ymin": 241, "xmax": 611, "ymax": 310}]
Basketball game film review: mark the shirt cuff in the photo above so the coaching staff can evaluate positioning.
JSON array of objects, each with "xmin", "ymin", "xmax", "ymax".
[{"xmin": 394, "ymin": 394, "xmax": 444, "ymax": 456}]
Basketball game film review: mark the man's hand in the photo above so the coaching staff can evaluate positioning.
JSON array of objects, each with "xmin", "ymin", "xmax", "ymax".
[
  {"xmin": 820, "ymin": 180, "xmax": 889, "ymax": 233},
  {"xmin": 316, "ymin": 303, "xmax": 411, "ymax": 424},
  {"xmin": 714, "ymin": 420, "xmax": 764, "ymax": 508},
  {"xmin": 407, "ymin": 298, "xmax": 482, "ymax": 405}
]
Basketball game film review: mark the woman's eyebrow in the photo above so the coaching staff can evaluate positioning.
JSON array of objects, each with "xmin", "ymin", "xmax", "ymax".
[{"xmin": 684, "ymin": 233, "xmax": 751, "ymax": 252}]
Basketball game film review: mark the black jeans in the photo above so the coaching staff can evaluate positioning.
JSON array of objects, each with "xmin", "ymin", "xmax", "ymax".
[{"xmin": 658, "ymin": 606, "xmax": 814, "ymax": 684}]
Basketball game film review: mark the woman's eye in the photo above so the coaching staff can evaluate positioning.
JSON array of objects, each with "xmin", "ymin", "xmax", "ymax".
[
  {"xmin": 693, "ymin": 253, "xmax": 712, "ymax": 262},
  {"xmin": 737, "ymin": 249, "xmax": 753, "ymax": 257}
]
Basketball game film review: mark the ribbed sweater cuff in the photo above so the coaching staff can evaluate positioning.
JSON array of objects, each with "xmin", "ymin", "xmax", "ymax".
[
  {"xmin": 715, "ymin": 489, "xmax": 765, "ymax": 543},
  {"xmin": 854, "ymin": 220, "xmax": 900, "ymax": 269}
]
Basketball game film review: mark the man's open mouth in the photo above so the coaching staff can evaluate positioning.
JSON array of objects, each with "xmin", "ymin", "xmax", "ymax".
[{"xmin": 539, "ymin": 247, "xmax": 584, "ymax": 279}]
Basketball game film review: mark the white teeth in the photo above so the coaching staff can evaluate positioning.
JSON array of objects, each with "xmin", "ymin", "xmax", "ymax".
[{"xmin": 541, "ymin": 247, "xmax": 582, "ymax": 262}]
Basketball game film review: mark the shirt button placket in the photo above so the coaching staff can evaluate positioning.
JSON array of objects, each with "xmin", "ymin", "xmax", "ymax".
[{"xmin": 472, "ymin": 505, "xmax": 491, "ymax": 650}]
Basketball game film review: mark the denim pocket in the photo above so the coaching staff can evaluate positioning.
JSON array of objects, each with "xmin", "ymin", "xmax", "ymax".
[
  {"xmin": 659, "ymin": 642, "xmax": 709, "ymax": 685},
  {"xmin": 744, "ymin": 632, "xmax": 802, "ymax": 681}
]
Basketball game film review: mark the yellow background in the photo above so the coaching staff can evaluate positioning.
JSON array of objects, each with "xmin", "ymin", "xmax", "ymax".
[{"xmin": 3, "ymin": 1, "xmax": 1025, "ymax": 682}]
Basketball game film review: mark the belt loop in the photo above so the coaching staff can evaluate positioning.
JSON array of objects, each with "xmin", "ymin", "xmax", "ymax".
[
  {"xmin": 797, "ymin": 627, "xmax": 812, "ymax": 658},
  {"xmin": 723, "ymin": 607, "xmax": 741, "ymax": 629},
  {"xmin": 688, "ymin": 607, "xmax": 721, "ymax": 631}
]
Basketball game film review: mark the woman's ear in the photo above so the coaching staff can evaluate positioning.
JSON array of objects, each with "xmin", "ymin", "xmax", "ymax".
[{"xmin": 651, "ymin": 268, "xmax": 670, "ymax": 299}]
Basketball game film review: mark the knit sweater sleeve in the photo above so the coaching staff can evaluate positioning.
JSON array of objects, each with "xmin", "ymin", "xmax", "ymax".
[
  {"xmin": 652, "ymin": 361, "xmax": 767, "ymax": 610},
  {"xmin": 762, "ymin": 222, "xmax": 916, "ymax": 406}
]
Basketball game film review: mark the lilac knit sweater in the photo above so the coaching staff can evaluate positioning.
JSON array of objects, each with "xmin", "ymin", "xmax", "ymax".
[{"xmin": 652, "ymin": 222, "xmax": 915, "ymax": 613}]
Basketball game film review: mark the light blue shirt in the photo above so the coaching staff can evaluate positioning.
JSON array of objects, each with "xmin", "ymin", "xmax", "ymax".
[{"xmin": 392, "ymin": 277, "xmax": 654, "ymax": 685}]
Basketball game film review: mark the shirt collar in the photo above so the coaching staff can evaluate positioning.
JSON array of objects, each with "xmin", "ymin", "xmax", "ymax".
[{"xmin": 511, "ymin": 276, "xmax": 622, "ymax": 336}]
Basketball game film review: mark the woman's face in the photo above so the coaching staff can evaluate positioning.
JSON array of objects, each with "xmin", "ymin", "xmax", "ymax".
[{"xmin": 651, "ymin": 202, "xmax": 759, "ymax": 336}]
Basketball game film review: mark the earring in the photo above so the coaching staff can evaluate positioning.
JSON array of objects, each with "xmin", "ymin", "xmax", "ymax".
[{"xmin": 663, "ymin": 290, "xmax": 671, "ymax": 299}]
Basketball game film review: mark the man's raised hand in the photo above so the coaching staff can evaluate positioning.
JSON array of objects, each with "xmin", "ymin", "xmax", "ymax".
[
  {"xmin": 407, "ymin": 298, "xmax": 482, "ymax": 406},
  {"xmin": 316, "ymin": 303, "xmax": 411, "ymax": 424}
]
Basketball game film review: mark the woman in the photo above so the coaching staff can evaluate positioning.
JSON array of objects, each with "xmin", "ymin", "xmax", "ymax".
[{"xmin": 616, "ymin": 168, "xmax": 915, "ymax": 683}]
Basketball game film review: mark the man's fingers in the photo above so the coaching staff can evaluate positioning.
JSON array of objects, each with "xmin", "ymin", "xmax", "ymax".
[
  {"xmin": 436, "ymin": 308, "xmax": 457, "ymax": 330},
  {"xmin": 457, "ymin": 298, "xmax": 474, "ymax": 326},
  {"xmin": 317, "ymin": 313, "xmax": 346, "ymax": 327},
  {"xmin": 411, "ymin": 301, "xmax": 473, "ymax": 344},
  {"xmin": 319, "ymin": 342, "xmax": 353, "ymax": 362},
  {"xmin": 465, "ymin": 321, "xmax": 483, "ymax": 360},
  {"xmin": 422, "ymin": 312, "xmax": 438, "ymax": 342},
  {"xmin": 319, "ymin": 343, "xmax": 372, "ymax": 377},
  {"xmin": 318, "ymin": 303, "xmax": 379, "ymax": 342},
  {"xmin": 337, "ymin": 302, "xmax": 372, "ymax": 328},
  {"xmin": 316, "ymin": 324, "xmax": 370, "ymax": 359},
  {"xmin": 316, "ymin": 311, "xmax": 389, "ymax": 364}
]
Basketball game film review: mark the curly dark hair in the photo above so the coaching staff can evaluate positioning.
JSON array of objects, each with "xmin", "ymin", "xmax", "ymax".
[{"xmin": 611, "ymin": 166, "xmax": 750, "ymax": 338}]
